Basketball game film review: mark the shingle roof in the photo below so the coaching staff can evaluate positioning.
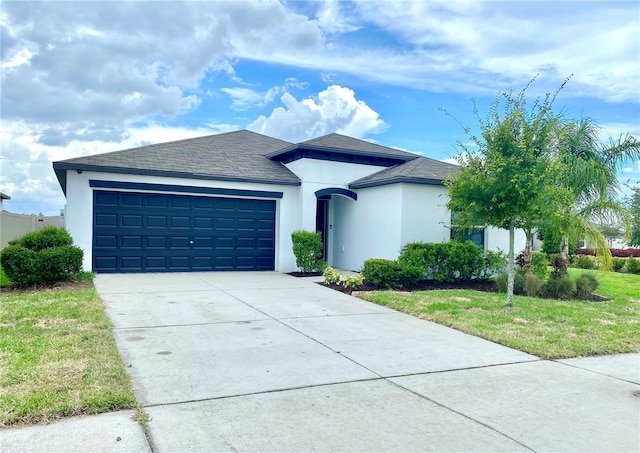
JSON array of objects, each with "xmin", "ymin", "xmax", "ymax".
[
  {"xmin": 349, "ymin": 156, "xmax": 459, "ymax": 189},
  {"xmin": 0, "ymin": 192, "xmax": 10, "ymax": 200},
  {"xmin": 53, "ymin": 130, "xmax": 300, "ymax": 193},
  {"xmin": 267, "ymin": 133, "xmax": 418, "ymax": 162}
]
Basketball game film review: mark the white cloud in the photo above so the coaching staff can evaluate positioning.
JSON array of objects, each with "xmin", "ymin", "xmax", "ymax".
[
  {"xmin": 316, "ymin": 0, "xmax": 360, "ymax": 34},
  {"xmin": 248, "ymin": 85, "xmax": 385, "ymax": 142}
]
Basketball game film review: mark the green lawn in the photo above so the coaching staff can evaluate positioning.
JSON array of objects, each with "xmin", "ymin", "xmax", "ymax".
[
  {"xmin": 0, "ymin": 283, "xmax": 137, "ymax": 426},
  {"xmin": 0, "ymin": 267, "xmax": 11, "ymax": 287},
  {"xmin": 357, "ymin": 269, "xmax": 640, "ymax": 359}
]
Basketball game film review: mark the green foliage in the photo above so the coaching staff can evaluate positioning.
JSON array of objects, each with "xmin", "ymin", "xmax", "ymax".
[
  {"xmin": 628, "ymin": 188, "xmax": 640, "ymax": 247},
  {"xmin": 626, "ymin": 257, "xmax": 640, "ymax": 274},
  {"xmin": 37, "ymin": 246, "xmax": 83, "ymax": 284},
  {"xmin": 495, "ymin": 272, "xmax": 524, "ymax": 295},
  {"xmin": 523, "ymin": 273, "xmax": 544, "ymax": 297},
  {"xmin": 538, "ymin": 226, "xmax": 577, "ymax": 256},
  {"xmin": 575, "ymin": 273, "xmax": 599, "ymax": 298},
  {"xmin": 612, "ymin": 258, "xmax": 626, "ymax": 272},
  {"xmin": 445, "ymin": 78, "xmax": 569, "ymax": 307},
  {"xmin": 531, "ymin": 252, "xmax": 550, "ymax": 279},
  {"xmin": 573, "ymin": 254, "xmax": 597, "ymax": 270},
  {"xmin": 343, "ymin": 275, "xmax": 365, "ymax": 290},
  {"xmin": 361, "ymin": 259, "xmax": 421, "ymax": 289},
  {"xmin": 0, "ymin": 245, "xmax": 39, "ymax": 287},
  {"xmin": 480, "ymin": 249, "xmax": 508, "ymax": 279},
  {"xmin": 545, "ymin": 274, "xmax": 576, "ymax": 299},
  {"xmin": 291, "ymin": 230, "xmax": 323, "ymax": 273},
  {"xmin": 0, "ymin": 227, "xmax": 83, "ymax": 288},
  {"xmin": 398, "ymin": 241, "xmax": 487, "ymax": 282},
  {"xmin": 322, "ymin": 266, "xmax": 341, "ymax": 285},
  {"xmin": 8, "ymin": 226, "xmax": 73, "ymax": 251}
]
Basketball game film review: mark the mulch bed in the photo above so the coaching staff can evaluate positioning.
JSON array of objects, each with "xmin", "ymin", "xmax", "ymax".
[
  {"xmin": 0, "ymin": 278, "xmax": 93, "ymax": 295},
  {"xmin": 320, "ymin": 279, "xmax": 497, "ymax": 295}
]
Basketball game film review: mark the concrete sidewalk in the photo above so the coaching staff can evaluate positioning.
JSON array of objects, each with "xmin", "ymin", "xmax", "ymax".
[{"xmin": 2, "ymin": 272, "xmax": 639, "ymax": 452}]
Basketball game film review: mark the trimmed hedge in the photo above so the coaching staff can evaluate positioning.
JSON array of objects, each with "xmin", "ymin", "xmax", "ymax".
[
  {"xmin": 0, "ymin": 227, "xmax": 83, "ymax": 288},
  {"xmin": 361, "ymin": 259, "xmax": 422, "ymax": 289},
  {"xmin": 399, "ymin": 241, "xmax": 504, "ymax": 283},
  {"xmin": 575, "ymin": 248, "xmax": 640, "ymax": 258},
  {"xmin": 291, "ymin": 230, "xmax": 324, "ymax": 273}
]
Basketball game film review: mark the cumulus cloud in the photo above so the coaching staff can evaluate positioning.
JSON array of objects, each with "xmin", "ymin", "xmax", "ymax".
[
  {"xmin": 248, "ymin": 85, "xmax": 385, "ymax": 142},
  {"xmin": 0, "ymin": 1, "xmax": 321, "ymax": 146}
]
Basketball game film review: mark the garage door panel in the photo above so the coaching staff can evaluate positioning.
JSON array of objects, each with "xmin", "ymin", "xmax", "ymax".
[
  {"xmin": 147, "ymin": 215, "xmax": 167, "ymax": 228},
  {"xmin": 121, "ymin": 236, "xmax": 143, "ymax": 249},
  {"xmin": 93, "ymin": 191, "xmax": 275, "ymax": 273},
  {"xmin": 121, "ymin": 214, "xmax": 143, "ymax": 227}
]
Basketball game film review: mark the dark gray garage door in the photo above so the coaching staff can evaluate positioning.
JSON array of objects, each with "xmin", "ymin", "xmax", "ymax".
[{"xmin": 93, "ymin": 190, "xmax": 276, "ymax": 273}]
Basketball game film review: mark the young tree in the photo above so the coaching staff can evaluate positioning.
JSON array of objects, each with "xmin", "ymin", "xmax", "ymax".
[{"xmin": 446, "ymin": 81, "xmax": 566, "ymax": 307}]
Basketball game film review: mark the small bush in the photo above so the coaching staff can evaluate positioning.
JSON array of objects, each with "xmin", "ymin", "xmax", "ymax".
[
  {"xmin": 9, "ymin": 226, "xmax": 73, "ymax": 251},
  {"xmin": 530, "ymin": 252, "xmax": 550, "ymax": 280},
  {"xmin": 495, "ymin": 272, "xmax": 524, "ymax": 295},
  {"xmin": 1, "ymin": 227, "xmax": 84, "ymax": 288},
  {"xmin": 37, "ymin": 246, "xmax": 83, "ymax": 284},
  {"xmin": 573, "ymin": 254, "xmax": 597, "ymax": 270},
  {"xmin": 627, "ymin": 258, "xmax": 640, "ymax": 274},
  {"xmin": 612, "ymin": 258, "xmax": 626, "ymax": 272},
  {"xmin": 361, "ymin": 259, "xmax": 421, "ymax": 289},
  {"xmin": 322, "ymin": 266, "xmax": 341, "ymax": 285},
  {"xmin": 480, "ymin": 250, "xmax": 507, "ymax": 279},
  {"xmin": 0, "ymin": 245, "xmax": 39, "ymax": 287},
  {"xmin": 545, "ymin": 275, "xmax": 576, "ymax": 299},
  {"xmin": 523, "ymin": 273, "xmax": 544, "ymax": 297},
  {"xmin": 291, "ymin": 230, "xmax": 323, "ymax": 273},
  {"xmin": 575, "ymin": 273, "xmax": 599, "ymax": 298},
  {"xmin": 344, "ymin": 275, "xmax": 364, "ymax": 290}
]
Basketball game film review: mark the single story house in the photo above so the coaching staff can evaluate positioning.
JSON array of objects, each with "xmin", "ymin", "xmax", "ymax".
[{"xmin": 53, "ymin": 130, "xmax": 525, "ymax": 273}]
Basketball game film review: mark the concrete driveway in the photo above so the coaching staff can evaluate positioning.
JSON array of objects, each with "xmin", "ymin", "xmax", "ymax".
[{"xmin": 95, "ymin": 272, "xmax": 639, "ymax": 452}]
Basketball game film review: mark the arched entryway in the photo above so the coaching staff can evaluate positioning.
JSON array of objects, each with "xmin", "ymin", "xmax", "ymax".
[{"xmin": 314, "ymin": 188, "xmax": 358, "ymax": 261}]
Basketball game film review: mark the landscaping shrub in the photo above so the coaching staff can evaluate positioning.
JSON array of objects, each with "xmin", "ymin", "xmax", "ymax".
[
  {"xmin": 545, "ymin": 275, "xmax": 576, "ymax": 299},
  {"xmin": 37, "ymin": 246, "xmax": 83, "ymax": 284},
  {"xmin": 344, "ymin": 275, "xmax": 364, "ymax": 290},
  {"xmin": 322, "ymin": 266, "xmax": 341, "ymax": 285},
  {"xmin": 0, "ymin": 227, "xmax": 83, "ymax": 288},
  {"xmin": 575, "ymin": 273, "xmax": 599, "ymax": 298},
  {"xmin": 361, "ymin": 258, "xmax": 421, "ymax": 289},
  {"xmin": 523, "ymin": 273, "xmax": 544, "ymax": 297},
  {"xmin": 573, "ymin": 254, "xmax": 597, "ymax": 270},
  {"xmin": 9, "ymin": 226, "xmax": 73, "ymax": 251},
  {"xmin": 612, "ymin": 258, "xmax": 626, "ymax": 272},
  {"xmin": 627, "ymin": 257, "xmax": 640, "ymax": 275},
  {"xmin": 495, "ymin": 272, "xmax": 524, "ymax": 295},
  {"xmin": 291, "ymin": 230, "xmax": 323, "ymax": 273},
  {"xmin": 399, "ymin": 241, "xmax": 485, "ymax": 282},
  {"xmin": 575, "ymin": 248, "xmax": 640, "ymax": 258},
  {"xmin": 531, "ymin": 252, "xmax": 550, "ymax": 279},
  {"xmin": 0, "ymin": 245, "xmax": 39, "ymax": 287},
  {"xmin": 480, "ymin": 249, "xmax": 507, "ymax": 279}
]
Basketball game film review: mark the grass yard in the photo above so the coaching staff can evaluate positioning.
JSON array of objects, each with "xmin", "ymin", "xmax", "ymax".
[
  {"xmin": 357, "ymin": 269, "xmax": 640, "ymax": 359},
  {"xmin": 0, "ymin": 282, "xmax": 137, "ymax": 426}
]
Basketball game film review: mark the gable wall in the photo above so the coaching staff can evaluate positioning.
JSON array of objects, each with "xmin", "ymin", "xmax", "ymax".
[
  {"xmin": 284, "ymin": 157, "xmax": 388, "ymax": 233},
  {"xmin": 400, "ymin": 183, "xmax": 451, "ymax": 246},
  {"xmin": 64, "ymin": 170, "xmax": 301, "ymax": 272}
]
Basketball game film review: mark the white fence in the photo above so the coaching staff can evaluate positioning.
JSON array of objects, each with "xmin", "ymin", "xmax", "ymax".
[{"xmin": 0, "ymin": 211, "xmax": 63, "ymax": 249}]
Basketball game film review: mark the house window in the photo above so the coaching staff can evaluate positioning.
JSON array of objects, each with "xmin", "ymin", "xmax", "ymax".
[{"xmin": 450, "ymin": 227, "xmax": 485, "ymax": 249}]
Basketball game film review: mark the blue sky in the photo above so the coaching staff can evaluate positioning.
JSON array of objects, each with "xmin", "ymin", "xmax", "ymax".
[{"xmin": 1, "ymin": 0, "xmax": 639, "ymax": 215}]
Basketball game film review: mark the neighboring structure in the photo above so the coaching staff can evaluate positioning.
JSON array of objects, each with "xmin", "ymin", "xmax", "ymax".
[
  {"xmin": 53, "ymin": 130, "xmax": 526, "ymax": 273},
  {"xmin": 0, "ymin": 193, "xmax": 64, "ymax": 249}
]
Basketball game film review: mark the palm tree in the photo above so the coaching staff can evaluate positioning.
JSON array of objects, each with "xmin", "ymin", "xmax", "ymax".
[{"xmin": 548, "ymin": 118, "xmax": 640, "ymax": 274}]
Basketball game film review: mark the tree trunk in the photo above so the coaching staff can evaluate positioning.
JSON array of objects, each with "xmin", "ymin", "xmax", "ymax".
[
  {"xmin": 506, "ymin": 218, "xmax": 515, "ymax": 307},
  {"xmin": 522, "ymin": 228, "xmax": 533, "ymax": 275},
  {"xmin": 559, "ymin": 235, "xmax": 569, "ymax": 276}
]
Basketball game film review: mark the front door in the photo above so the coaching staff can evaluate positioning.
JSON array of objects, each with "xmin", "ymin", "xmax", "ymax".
[{"xmin": 315, "ymin": 197, "xmax": 329, "ymax": 260}]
